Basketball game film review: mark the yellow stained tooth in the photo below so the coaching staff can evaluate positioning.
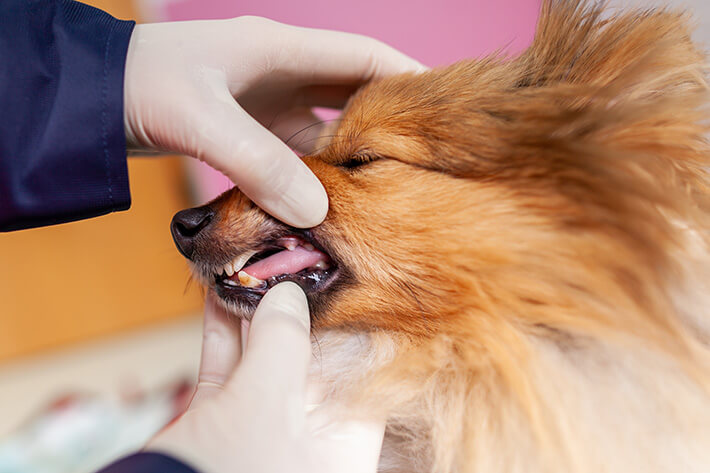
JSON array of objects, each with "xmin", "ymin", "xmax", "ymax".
[
  {"xmin": 303, "ymin": 243, "xmax": 315, "ymax": 251},
  {"xmin": 238, "ymin": 270, "xmax": 265, "ymax": 288}
]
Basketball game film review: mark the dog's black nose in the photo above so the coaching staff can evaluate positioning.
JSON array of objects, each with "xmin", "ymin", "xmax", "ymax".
[{"xmin": 171, "ymin": 206, "xmax": 214, "ymax": 259}]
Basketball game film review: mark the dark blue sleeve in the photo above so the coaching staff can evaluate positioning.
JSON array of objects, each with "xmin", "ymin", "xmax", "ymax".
[
  {"xmin": 97, "ymin": 453, "xmax": 199, "ymax": 473},
  {"xmin": 0, "ymin": 0, "xmax": 135, "ymax": 231}
]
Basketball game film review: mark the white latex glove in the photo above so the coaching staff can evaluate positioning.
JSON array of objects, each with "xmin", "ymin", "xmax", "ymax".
[
  {"xmin": 124, "ymin": 17, "xmax": 425, "ymax": 227},
  {"xmin": 147, "ymin": 283, "xmax": 385, "ymax": 473}
]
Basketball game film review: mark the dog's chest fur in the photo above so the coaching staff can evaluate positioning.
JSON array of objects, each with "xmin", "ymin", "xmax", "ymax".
[{"xmin": 311, "ymin": 276, "xmax": 710, "ymax": 473}]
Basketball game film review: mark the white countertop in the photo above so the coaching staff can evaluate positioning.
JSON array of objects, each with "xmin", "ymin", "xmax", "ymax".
[{"xmin": 0, "ymin": 316, "xmax": 202, "ymax": 437}]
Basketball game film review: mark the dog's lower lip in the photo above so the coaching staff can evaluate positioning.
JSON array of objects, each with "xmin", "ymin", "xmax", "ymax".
[
  {"xmin": 215, "ymin": 266, "xmax": 338, "ymax": 294},
  {"xmin": 212, "ymin": 266, "xmax": 340, "ymax": 309}
]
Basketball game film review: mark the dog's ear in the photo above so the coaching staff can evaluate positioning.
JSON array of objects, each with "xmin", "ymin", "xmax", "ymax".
[
  {"xmin": 517, "ymin": 0, "xmax": 706, "ymax": 94},
  {"xmin": 434, "ymin": 0, "xmax": 710, "ymax": 182},
  {"xmin": 496, "ymin": 0, "xmax": 709, "ymax": 183}
]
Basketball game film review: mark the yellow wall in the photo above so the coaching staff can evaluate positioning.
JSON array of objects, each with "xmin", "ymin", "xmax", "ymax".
[{"xmin": 0, "ymin": 0, "xmax": 203, "ymax": 361}]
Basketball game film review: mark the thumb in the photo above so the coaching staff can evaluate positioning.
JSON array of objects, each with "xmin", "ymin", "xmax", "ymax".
[
  {"xmin": 194, "ymin": 84, "xmax": 328, "ymax": 228},
  {"xmin": 230, "ymin": 282, "xmax": 312, "ymax": 398}
]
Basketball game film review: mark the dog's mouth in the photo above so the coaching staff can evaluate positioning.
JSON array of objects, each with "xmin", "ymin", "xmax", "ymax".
[{"xmin": 210, "ymin": 232, "xmax": 339, "ymax": 308}]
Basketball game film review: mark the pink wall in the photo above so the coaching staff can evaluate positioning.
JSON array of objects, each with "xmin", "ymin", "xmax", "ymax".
[{"xmin": 158, "ymin": 0, "xmax": 542, "ymax": 202}]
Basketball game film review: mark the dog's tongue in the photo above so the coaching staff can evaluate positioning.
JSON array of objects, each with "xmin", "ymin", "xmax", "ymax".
[{"xmin": 240, "ymin": 246, "xmax": 327, "ymax": 281}]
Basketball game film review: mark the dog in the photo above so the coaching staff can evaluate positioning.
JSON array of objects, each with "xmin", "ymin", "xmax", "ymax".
[{"xmin": 170, "ymin": 1, "xmax": 710, "ymax": 471}]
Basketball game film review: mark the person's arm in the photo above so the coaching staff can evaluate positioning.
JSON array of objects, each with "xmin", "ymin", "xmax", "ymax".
[
  {"xmin": 97, "ymin": 452, "xmax": 197, "ymax": 473},
  {"xmin": 1, "ymin": 2, "xmax": 423, "ymax": 232},
  {"xmin": 0, "ymin": 0, "xmax": 134, "ymax": 231}
]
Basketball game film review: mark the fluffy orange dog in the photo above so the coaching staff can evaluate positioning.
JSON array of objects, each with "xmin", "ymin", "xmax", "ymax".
[{"xmin": 170, "ymin": 1, "xmax": 710, "ymax": 471}]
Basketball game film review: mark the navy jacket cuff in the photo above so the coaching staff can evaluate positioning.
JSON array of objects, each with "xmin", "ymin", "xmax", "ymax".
[
  {"xmin": 97, "ymin": 3, "xmax": 134, "ymax": 216},
  {"xmin": 97, "ymin": 452, "xmax": 199, "ymax": 473},
  {"xmin": 0, "ymin": 0, "xmax": 135, "ymax": 231}
]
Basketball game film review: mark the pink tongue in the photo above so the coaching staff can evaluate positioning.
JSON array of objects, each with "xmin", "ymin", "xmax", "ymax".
[{"xmin": 239, "ymin": 246, "xmax": 327, "ymax": 281}]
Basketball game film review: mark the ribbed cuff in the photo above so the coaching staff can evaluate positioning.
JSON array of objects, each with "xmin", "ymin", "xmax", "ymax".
[
  {"xmin": 100, "ymin": 12, "xmax": 134, "ymax": 213},
  {"xmin": 59, "ymin": 0, "xmax": 135, "ymax": 214}
]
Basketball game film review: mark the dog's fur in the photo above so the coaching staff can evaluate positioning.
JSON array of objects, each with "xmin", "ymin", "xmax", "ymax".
[{"xmin": 181, "ymin": 1, "xmax": 710, "ymax": 471}]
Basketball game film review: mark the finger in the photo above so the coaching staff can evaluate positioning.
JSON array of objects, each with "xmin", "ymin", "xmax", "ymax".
[
  {"xmin": 189, "ymin": 292, "xmax": 242, "ymax": 408},
  {"xmin": 275, "ymin": 23, "xmax": 427, "ymax": 82},
  {"xmin": 311, "ymin": 416, "xmax": 387, "ymax": 473},
  {"xmin": 231, "ymin": 282, "xmax": 311, "ymax": 397},
  {"xmin": 295, "ymin": 84, "xmax": 360, "ymax": 110},
  {"xmin": 194, "ymin": 89, "xmax": 328, "ymax": 228}
]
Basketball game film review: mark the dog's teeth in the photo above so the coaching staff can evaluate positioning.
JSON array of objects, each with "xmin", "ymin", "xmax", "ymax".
[
  {"xmin": 224, "ymin": 263, "xmax": 235, "ymax": 277},
  {"xmin": 238, "ymin": 271, "xmax": 265, "ymax": 288},
  {"xmin": 223, "ymin": 279, "xmax": 239, "ymax": 287},
  {"xmin": 277, "ymin": 236, "xmax": 300, "ymax": 251},
  {"xmin": 303, "ymin": 243, "xmax": 315, "ymax": 251},
  {"xmin": 313, "ymin": 260, "xmax": 329, "ymax": 270},
  {"xmin": 231, "ymin": 250, "xmax": 258, "ymax": 275}
]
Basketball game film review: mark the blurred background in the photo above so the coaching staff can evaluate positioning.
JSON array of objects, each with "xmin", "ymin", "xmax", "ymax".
[{"xmin": 0, "ymin": 0, "xmax": 706, "ymax": 471}]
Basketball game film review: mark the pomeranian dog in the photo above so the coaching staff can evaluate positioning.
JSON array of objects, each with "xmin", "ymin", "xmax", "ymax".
[{"xmin": 170, "ymin": 0, "xmax": 710, "ymax": 471}]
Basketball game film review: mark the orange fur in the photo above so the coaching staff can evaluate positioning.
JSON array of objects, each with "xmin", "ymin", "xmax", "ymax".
[{"xmin": 178, "ymin": 1, "xmax": 710, "ymax": 471}]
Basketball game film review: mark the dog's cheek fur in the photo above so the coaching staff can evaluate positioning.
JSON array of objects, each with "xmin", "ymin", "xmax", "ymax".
[{"xmin": 306, "ymin": 157, "xmax": 554, "ymax": 335}]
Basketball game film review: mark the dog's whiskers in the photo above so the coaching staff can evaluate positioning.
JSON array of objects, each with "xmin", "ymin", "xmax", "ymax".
[{"xmin": 284, "ymin": 118, "xmax": 343, "ymax": 148}]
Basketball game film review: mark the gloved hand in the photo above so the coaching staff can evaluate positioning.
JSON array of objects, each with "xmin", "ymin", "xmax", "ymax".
[
  {"xmin": 124, "ymin": 17, "xmax": 425, "ymax": 228},
  {"xmin": 146, "ymin": 283, "xmax": 385, "ymax": 473}
]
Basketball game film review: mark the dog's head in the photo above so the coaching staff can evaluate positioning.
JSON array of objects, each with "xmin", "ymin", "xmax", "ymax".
[{"xmin": 171, "ymin": 1, "xmax": 708, "ymax": 342}]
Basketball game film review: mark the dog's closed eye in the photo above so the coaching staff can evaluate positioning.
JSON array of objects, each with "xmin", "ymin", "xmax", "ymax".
[{"xmin": 337, "ymin": 153, "xmax": 379, "ymax": 170}]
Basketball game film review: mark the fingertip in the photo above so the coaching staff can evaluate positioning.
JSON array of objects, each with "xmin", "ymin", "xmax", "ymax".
[
  {"xmin": 253, "ymin": 281, "xmax": 311, "ymax": 333},
  {"xmin": 412, "ymin": 61, "xmax": 431, "ymax": 74},
  {"xmin": 237, "ymin": 283, "xmax": 312, "ymax": 391},
  {"xmin": 387, "ymin": 50, "xmax": 429, "ymax": 75},
  {"xmin": 257, "ymin": 156, "xmax": 329, "ymax": 229},
  {"xmin": 196, "ymin": 97, "xmax": 329, "ymax": 229},
  {"xmin": 364, "ymin": 38, "xmax": 429, "ymax": 77},
  {"xmin": 285, "ymin": 174, "xmax": 329, "ymax": 228}
]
